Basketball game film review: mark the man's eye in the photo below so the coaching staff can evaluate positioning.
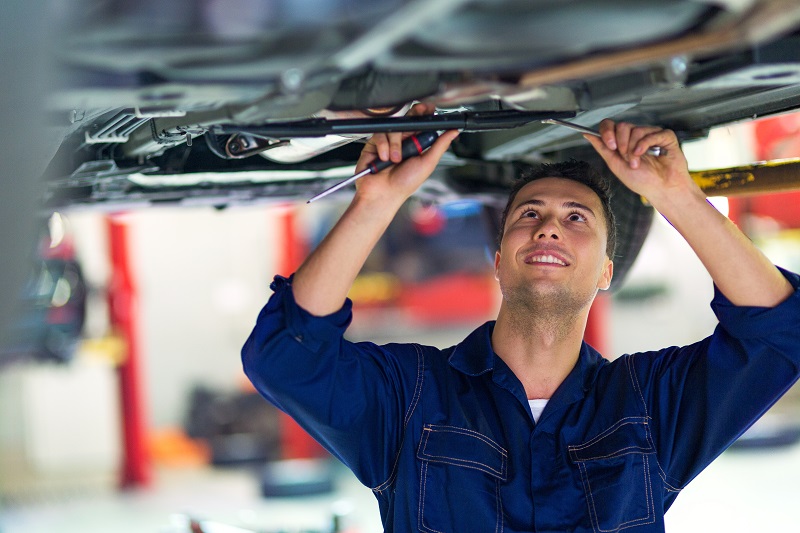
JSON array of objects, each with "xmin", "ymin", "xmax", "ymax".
[
  {"xmin": 521, "ymin": 210, "xmax": 538, "ymax": 218},
  {"xmin": 568, "ymin": 212, "xmax": 586, "ymax": 222}
]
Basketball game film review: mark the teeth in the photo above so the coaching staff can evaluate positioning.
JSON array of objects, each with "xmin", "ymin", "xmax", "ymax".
[{"xmin": 531, "ymin": 254, "xmax": 566, "ymax": 266}]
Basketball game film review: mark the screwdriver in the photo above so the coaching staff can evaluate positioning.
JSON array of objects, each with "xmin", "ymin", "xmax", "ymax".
[
  {"xmin": 541, "ymin": 118, "xmax": 666, "ymax": 157},
  {"xmin": 307, "ymin": 131, "xmax": 440, "ymax": 203}
]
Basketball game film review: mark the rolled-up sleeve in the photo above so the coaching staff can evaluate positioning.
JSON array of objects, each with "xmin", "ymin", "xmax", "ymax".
[
  {"xmin": 241, "ymin": 275, "xmax": 423, "ymax": 489},
  {"xmin": 630, "ymin": 267, "xmax": 800, "ymax": 490}
]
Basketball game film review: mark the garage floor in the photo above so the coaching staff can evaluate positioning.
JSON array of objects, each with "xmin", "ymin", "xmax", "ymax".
[
  {"xmin": 0, "ymin": 461, "xmax": 382, "ymax": 533},
  {"xmin": 3, "ymin": 441, "xmax": 800, "ymax": 533}
]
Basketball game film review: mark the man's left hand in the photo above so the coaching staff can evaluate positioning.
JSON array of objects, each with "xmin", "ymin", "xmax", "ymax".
[
  {"xmin": 586, "ymin": 118, "xmax": 793, "ymax": 308},
  {"xmin": 584, "ymin": 119, "xmax": 696, "ymax": 207}
]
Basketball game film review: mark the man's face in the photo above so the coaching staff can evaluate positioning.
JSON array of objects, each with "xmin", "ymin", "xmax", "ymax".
[{"xmin": 494, "ymin": 177, "xmax": 613, "ymax": 312}]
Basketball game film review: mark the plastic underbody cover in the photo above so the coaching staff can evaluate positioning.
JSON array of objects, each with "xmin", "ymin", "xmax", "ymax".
[{"xmin": 55, "ymin": 0, "xmax": 716, "ymax": 94}]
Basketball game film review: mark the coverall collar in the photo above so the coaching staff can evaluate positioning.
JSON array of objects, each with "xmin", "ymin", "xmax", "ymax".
[{"xmin": 448, "ymin": 321, "xmax": 606, "ymax": 419}]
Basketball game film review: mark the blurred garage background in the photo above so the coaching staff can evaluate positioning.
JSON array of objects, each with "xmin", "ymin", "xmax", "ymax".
[{"xmin": 1, "ymin": 114, "xmax": 800, "ymax": 533}]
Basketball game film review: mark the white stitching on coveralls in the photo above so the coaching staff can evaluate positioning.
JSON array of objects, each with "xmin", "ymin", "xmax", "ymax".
[
  {"xmin": 416, "ymin": 426, "xmax": 430, "ymax": 457},
  {"xmin": 416, "ymin": 427, "xmax": 506, "ymax": 478},
  {"xmin": 627, "ymin": 353, "xmax": 685, "ymax": 492},
  {"xmin": 572, "ymin": 446, "xmax": 653, "ymax": 462},
  {"xmin": 372, "ymin": 344, "xmax": 424, "ymax": 493},
  {"xmin": 495, "ymin": 475, "xmax": 503, "ymax": 533},
  {"xmin": 581, "ymin": 454, "xmax": 655, "ymax": 532},
  {"xmin": 569, "ymin": 417, "xmax": 649, "ymax": 450},
  {"xmin": 644, "ymin": 422, "xmax": 682, "ymax": 492},
  {"xmin": 656, "ymin": 460, "xmax": 682, "ymax": 492},
  {"xmin": 418, "ymin": 461, "xmax": 444, "ymax": 533},
  {"xmin": 416, "ymin": 434, "xmax": 504, "ymax": 531},
  {"xmin": 626, "ymin": 354, "xmax": 649, "ymax": 418},
  {"xmin": 568, "ymin": 417, "xmax": 651, "ymax": 462},
  {"xmin": 425, "ymin": 424, "xmax": 508, "ymax": 455},
  {"xmin": 421, "ymin": 455, "xmax": 505, "ymax": 477},
  {"xmin": 404, "ymin": 344, "xmax": 424, "ymax": 427},
  {"xmin": 643, "ymin": 454, "xmax": 656, "ymax": 526}
]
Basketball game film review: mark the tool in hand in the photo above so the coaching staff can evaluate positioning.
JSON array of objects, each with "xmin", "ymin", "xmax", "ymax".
[
  {"xmin": 541, "ymin": 118, "xmax": 666, "ymax": 157},
  {"xmin": 307, "ymin": 131, "xmax": 440, "ymax": 203}
]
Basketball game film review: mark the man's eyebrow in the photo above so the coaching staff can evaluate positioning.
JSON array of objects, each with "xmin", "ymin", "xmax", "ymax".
[
  {"xmin": 563, "ymin": 201, "xmax": 597, "ymax": 219},
  {"xmin": 511, "ymin": 199, "xmax": 545, "ymax": 213},
  {"xmin": 511, "ymin": 199, "xmax": 597, "ymax": 219}
]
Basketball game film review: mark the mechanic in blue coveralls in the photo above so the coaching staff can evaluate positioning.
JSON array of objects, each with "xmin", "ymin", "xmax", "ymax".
[{"xmin": 242, "ymin": 104, "xmax": 800, "ymax": 533}]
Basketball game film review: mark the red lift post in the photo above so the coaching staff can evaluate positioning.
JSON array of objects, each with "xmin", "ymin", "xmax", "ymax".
[{"xmin": 107, "ymin": 215, "xmax": 152, "ymax": 488}]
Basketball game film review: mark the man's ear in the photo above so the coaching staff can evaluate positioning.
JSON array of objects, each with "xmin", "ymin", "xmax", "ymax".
[
  {"xmin": 598, "ymin": 257, "xmax": 614, "ymax": 291},
  {"xmin": 494, "ymin": 250, "xmax": 501, "ymax": 281}
]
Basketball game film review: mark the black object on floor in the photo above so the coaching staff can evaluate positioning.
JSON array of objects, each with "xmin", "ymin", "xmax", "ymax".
[{"xmin": 260, "ymin": 459, "xmax": 336, "ymax": 498}]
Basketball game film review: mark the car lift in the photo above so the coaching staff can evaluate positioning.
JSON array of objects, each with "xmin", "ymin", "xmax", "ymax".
[{"xmin": 692, "ymin": 158, "xmax": 800, "ymax": 197}]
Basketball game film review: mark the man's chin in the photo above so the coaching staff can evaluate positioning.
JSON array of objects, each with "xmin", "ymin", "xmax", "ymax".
[{"xmin": 504, "ymin": 281, "xmax": 596, "ymax": 317}]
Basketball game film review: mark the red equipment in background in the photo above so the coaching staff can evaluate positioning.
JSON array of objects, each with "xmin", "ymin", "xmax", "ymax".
[
  {"xmin": 728, "ymin": 114, "xmax": 800, "ymax": 229},
  {"xmin": 108, "ymin": 216, "xmax": 152, "ymax": 488}
]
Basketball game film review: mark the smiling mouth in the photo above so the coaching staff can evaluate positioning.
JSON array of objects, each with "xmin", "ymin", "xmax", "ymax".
[{"xmin": 526, "ymin": 254, "xmax": 568, "ymax": 266}]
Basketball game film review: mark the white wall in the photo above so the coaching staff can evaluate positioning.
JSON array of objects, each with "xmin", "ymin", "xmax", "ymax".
[
  {"xmin": 69, "ymin": 204, "xmax": 284, "ymax": 430},
  {"xmin": 129, "ymin": 205, "xmax": 281, "ymax": 428},
  {"xmin": 610, "ymin": 215, "xmax": 717, "ymax": 356}
]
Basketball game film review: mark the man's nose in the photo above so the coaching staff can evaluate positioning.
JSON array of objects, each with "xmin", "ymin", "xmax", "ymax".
[{"xmin": 536, "ymin": 218, "xmax": 561, "ymax": 239}]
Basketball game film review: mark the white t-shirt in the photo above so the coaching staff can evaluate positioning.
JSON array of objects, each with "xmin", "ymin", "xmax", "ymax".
[{"xmin": 528, "ymin": 399, "xmax": 549, "ymax": 423}]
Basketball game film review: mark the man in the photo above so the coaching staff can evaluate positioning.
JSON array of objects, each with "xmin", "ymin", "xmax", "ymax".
[{"xmin": 242, "ymin": 104, "xmax": 800, "ymax": 532}]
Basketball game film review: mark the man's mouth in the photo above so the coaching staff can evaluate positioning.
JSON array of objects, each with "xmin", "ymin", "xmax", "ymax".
[
  {"xmin": 524, "ymin": 251, "xmax": 570, "ymax": 266},
  {"xmin": 529, "ymin": 254, "xmax": 567, "ymax": 266}
]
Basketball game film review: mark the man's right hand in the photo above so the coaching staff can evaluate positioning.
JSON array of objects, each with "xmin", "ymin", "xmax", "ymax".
[
  {"xmin": 352, "ymin": 103, "xmax": 459, "ymax": 206},
  {"xmin": 292, "ymin": 103, "xmax": 458, "ymax": 316}
]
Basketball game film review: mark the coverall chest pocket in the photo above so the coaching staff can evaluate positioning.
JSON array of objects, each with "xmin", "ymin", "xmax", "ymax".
[
  {"xmin": 416, "ymin": 424, "xmax": 507, "ymax": 533},
  {"xmin": 568, "ymin": 418, "xmax": 656, "ymax": 533}
]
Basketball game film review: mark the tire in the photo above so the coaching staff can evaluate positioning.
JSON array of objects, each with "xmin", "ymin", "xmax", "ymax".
[{"xmin": 603, "ymin": 164, "xmax": 654, "ymax": 291}]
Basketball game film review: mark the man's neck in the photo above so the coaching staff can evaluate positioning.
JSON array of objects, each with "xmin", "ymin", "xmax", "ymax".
[{"xmin": 491, "ymin": 302, "xmax": 589, "ymax": 400}]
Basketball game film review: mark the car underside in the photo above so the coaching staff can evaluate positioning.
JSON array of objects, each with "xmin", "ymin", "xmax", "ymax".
[{"xmin": 40, "ymin": 0, "xmax": 800, "ymax": 286}]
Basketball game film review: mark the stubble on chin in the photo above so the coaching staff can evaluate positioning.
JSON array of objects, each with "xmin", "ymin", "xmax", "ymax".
[{"xmin": 499, "ymin": 279, "xmax": 597, "ymax": 337}]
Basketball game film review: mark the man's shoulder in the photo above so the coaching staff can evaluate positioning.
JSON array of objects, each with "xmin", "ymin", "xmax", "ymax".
[{"xmin": 369, "ymin": 322, "xmax": 495, "ymax": 374}]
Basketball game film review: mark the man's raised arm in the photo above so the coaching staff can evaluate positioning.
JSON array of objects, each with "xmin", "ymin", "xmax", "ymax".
[
  {"xmin": 292, "ymin": 103, "xmax": 459, "ymax": 316},
  {"xmin": 586, "ymin": 119, "xmax": 792, "ymax": 308}
]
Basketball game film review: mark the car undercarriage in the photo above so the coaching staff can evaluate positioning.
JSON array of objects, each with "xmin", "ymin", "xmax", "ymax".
[{"xmin": 37, "ymin": 0, "xmax": 800, "ymax": 286}]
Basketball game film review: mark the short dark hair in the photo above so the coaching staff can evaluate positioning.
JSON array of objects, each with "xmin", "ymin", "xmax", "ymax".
[{"xmin": 497, "ymin": 160, "xmax": 617, "ymax": 259}]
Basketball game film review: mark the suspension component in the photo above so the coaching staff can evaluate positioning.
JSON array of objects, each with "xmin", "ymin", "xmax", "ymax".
[{"xmin": 224, "ymin": 133, "xmax": 290, "ymax": 159}]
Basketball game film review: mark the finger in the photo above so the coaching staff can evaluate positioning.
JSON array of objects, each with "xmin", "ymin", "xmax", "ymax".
[
  {"xmin": 387, "ymin": 129, "xmax": 460, "ymax": 192},
  {"xmin": 598, "ymin": 119, "xmax": 618, "ymax": 151},
  {"xmin": 354, "ymin": 134, "xmax": 382, "ymax": 174},
  {"xmin": 407, "ymin": 102, "xmax": 435, "ymax": 116},
  {"xmin": 614, "ymin": 122, "xmax": 634, "ymax": 158},
  {"xmin": 628, "ymin": 126, "xmax": 662, "ymax": 153},
  {"xmin": 625, "ymin": 126, "xmax": 662, "ymax": 169},
  {"xmin": 584, "ymin": 133, "xmax": 625, "ymax": 171},
  {"xmin": 387, "ymin": 103, "xmax": 436, "ymax": 158},
  {"xmin": 388, "ymin": 132, "xmax": 404, "ymax": 163},
  {"xmin": 422, "ymin": 129, "xmax": 460, "ymax": 163},
  {"xmin": 392, "ymin": 129, "xmax": 460, "ymax": 177},
  {"xmin": 354, "ymin": 145, "xmax": 379, "ymax": 174},
  {"xmin": 632, "ymin": 129, "xmax": 676, "ymax": 157},
  {"xmin": 367, "ymin": 102, "xmax": 437, "ymax": 166},
  {"xmin": 366, "ymin": 132, "xmax": 389, "ymax": 162},
  {"xmin": 623, "ymin": 126, "xmax": 652, "ymax": 169}
]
